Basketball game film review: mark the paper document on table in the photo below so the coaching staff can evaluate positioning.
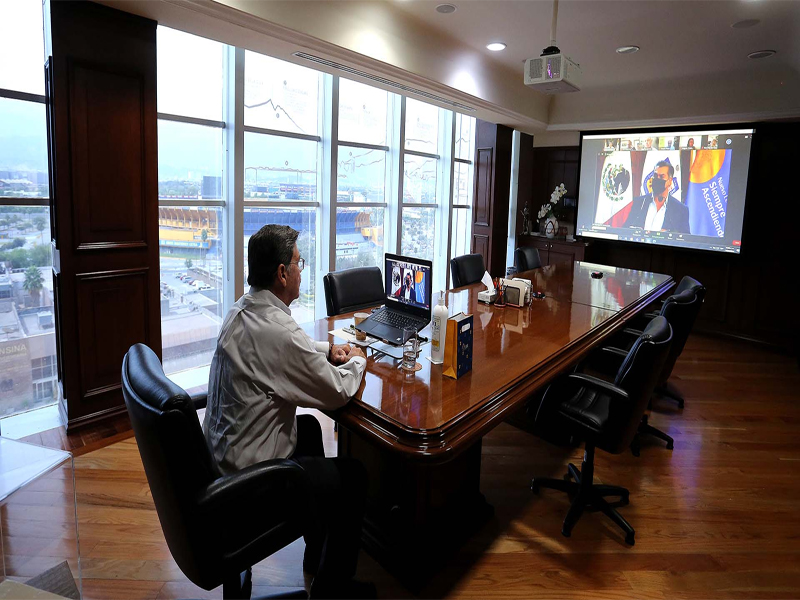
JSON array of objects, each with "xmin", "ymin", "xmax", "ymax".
[{"xmin": 329, "ymin": 327, "xmax": 375, "ymax": 347}]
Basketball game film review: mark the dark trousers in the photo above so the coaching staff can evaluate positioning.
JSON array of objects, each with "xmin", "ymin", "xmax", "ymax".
[{"xmin": 290, "ymin": 414, "xmax": 367, "ymax": 584}]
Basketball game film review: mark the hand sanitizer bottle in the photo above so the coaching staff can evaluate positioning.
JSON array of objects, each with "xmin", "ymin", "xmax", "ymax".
[{"xmin": 430, "ymin": 291, "xmax": 448, "ymax": 364}]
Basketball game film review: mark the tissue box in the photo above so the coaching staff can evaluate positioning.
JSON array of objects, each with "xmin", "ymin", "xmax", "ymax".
[
  {"xmin": 443, "ymin": 313, "xmax": 473, "ymax": 379},
  {"xmin": 477, "ymin": 289, "xmax": 497, "ymax": 304}
]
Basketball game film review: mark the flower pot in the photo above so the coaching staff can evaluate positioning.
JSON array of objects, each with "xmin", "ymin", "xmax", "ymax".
[{"xmin": 545, "ymin": 215, "xmax": 559, "ymax": 239}]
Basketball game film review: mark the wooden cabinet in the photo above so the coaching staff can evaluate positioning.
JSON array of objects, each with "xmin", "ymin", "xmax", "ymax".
[{"xmin": 517, "ymin": 236, "xmax": 588, "ymax": 266}]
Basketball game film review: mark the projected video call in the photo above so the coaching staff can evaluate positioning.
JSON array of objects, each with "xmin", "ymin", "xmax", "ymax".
[
  {"xmin": 577, "ymin": 129, "xmax": 754, "ymax": 254},
  {"xmin": 386, "ymin": 256, "xmax": 431, "ymax": 310}
]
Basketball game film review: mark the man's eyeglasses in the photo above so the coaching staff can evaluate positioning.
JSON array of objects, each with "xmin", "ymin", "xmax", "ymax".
[{"xmin": 290, "ymin": 257, "xmax": 305, "ymax": 272}]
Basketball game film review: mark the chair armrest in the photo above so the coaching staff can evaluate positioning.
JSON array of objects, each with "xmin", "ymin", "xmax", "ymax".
[
  {"xmin": 191, "ymin": 392, "xmax": 207, "ymax": 410},
  {"xmin": 566, "ymin": 373, "xmax": 630, "ymax": 404},
  {"xmin": 579, "ymin": 346, "xmax": 628, "ymax": 378},
  {"xmin": 197, "ymin": 459, "xmax": 307, "ymax": 515}
]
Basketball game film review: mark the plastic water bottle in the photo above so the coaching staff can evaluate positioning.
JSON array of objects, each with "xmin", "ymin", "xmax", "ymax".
[{"xmin": 430, "ymin": 291, "xmax": 448, "ymax": 364}]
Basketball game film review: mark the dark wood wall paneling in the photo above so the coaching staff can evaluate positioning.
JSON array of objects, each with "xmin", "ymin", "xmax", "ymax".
[
  {"xmin": 471, "ymin": 120, "xmax": 513, "ymax": 277},
  {"xmin": 518, "ymin": 146, "xmax": 580, "ymax": 237},
  {"xmin": 543, "ymin": 122, "xmax": 800, "ymax": 352},
  {"xmin": 46, "ymin": 1, "xmax": 161, "ymax": 428}
]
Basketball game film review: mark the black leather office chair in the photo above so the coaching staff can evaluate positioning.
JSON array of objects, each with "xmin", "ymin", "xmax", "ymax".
[
  {"xmin": 450, "ymin": 253, "xmax": 485, "ymax": 288},
  {"xmin": 603, "ymin": 277, "xmax": 705, "ymax": 454},
  {"xmin": 514, "ymin": 247, "xmax": 542, "ymax": 272},
  {"xmin": 323, "ymin": 266, "xmax": 384, "ymax": 317},
  {"xmin": 653, "ymin": 276, "xmax": 705, "ymax": 407},
  {"xmin": 642, "ymin": 275, "xmax": 704, "ymax": 327},
  {"xmin": 122, "ymin": 344, "xmax": 308, "ymax": 600},
  {"xmin": 531, "ymin": 317, "xmax": 672, "ymax": 545}
]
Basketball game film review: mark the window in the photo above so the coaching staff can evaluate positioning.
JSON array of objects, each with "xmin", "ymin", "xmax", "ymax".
[
  {"xmin": 156, "ymin": 27, "xmax": 227, "ymax": 378},
  {"xmin": 33, "ymin": 380, "xmax": 55, "ymax": 402},
  {"xmin": 0, "ymin": 2, "xmax": 45, "ymax": 95},
  {"xmin": 244, "ymin": 52, "xmax": 324, "ymax": 322},
  {"xmin": 157, "ymin": 27, "xmax": 224, "ymax": 122},
  {"xmin": 245, "ymin": 53, "xmax": 320, "ymax": 136},
  {"xmin": 450, "ymin": 113, "xmax": 476, "ymax": 263},
  {"xmin": 243, "ymin": 207, "xmax": 317, "ymax": 323},
  {"xmin": 0, "ymin": 3, "xmax": 59, "ymax": 419},
  {"xmin": 334, "ymin": 79, "xmax": 392, "ymax": 271},
  {"xmin": 31, "ymin": 355, "xmax": 56, "ymax": 381},
  {"xmin": 400, "ymin": 98, "xmax": 445, "ymax": 267}
]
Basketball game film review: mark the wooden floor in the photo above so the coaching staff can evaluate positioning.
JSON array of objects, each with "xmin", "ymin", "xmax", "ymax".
[{"xmin": 4, "ymin": 333, "xmax": 800, "ymax": 599}]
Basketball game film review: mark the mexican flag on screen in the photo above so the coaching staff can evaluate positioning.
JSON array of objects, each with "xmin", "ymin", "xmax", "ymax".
[{"xmin": 595, "ymin": 151, "xmax": 633, "ymax": 227}]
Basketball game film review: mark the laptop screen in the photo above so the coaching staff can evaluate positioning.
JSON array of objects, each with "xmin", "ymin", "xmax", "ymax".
[{"xmin": 385, "ymin": 254, "xmax": 432, "ymax": 313}]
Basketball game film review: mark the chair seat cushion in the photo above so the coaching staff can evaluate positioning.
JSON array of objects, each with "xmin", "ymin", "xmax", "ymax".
[{"xmin": 558, "ymin": 385, "xmax": 611, "ymax": 435}]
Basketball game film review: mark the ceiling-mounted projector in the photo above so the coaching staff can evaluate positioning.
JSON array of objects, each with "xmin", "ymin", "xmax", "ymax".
[
  {"xmin": 524, "ymin": 0, "xmax": 581, "ymax": 94},
  {"xmin": 524, "ymin": 53, "xmax": 581, "ymax": 94}
]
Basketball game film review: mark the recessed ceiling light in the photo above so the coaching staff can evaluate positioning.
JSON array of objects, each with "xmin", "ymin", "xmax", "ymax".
[
  {"xmin": 732, "ymin": 19, "xmax": 760, "ymax": 29},
  {"xmin": 435, "ymin": 3, "xmax": 457, "ymax": 14},
  {"xmin": 616, "ymin": 45, "xmax": 640, "ymax": 55},
  {"xmin": 486, "ymin": 42, "xmax": 507, "ymax": 52},
  {"xmin": 748, "ymin": 49, "xmax": 776, "ymax": 59}
]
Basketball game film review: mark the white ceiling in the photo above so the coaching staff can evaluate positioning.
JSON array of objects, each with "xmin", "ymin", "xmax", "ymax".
[
  {"xmin": 392, "ymin": 0, "xmax": 800, "ymax": 90},
  {"xmin": 112, "ymin": 0, "xmax": 800, "ymax": 134}
]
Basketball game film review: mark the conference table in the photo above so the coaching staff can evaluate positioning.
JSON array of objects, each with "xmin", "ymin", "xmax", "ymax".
[{"xmin": 304, "ymin": 261, "xmax": 673, "ymax": 577}]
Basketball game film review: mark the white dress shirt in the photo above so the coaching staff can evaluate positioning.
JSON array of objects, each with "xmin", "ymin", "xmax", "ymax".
[
  {"xmin": 203, "ymin": 287, "xmax": 366, "ymax": 474},
  {"xmin": 644, "ymin": 195, "xmax": 668, "ymax": 231}
]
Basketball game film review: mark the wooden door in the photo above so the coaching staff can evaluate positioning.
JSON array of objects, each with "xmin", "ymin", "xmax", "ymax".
[{"xmin": 45, "ymin": 1, "xmax": 160, "ymax": 428}]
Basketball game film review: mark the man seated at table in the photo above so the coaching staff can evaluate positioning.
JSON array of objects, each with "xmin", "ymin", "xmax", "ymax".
[{"xmin": 203, "ymin": 224, "xmax": 373, "ymax": 599}]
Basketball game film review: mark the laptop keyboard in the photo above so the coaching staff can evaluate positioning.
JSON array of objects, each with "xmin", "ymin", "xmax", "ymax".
[{"xmin": 371, "ymin": 309, "xmax": 423, "ymax": 330}]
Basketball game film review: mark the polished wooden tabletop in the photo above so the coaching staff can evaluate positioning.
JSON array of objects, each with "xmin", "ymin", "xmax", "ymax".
[{"xmin": 305, "ymin": 261, "xmax": 673, "ymax": 461}]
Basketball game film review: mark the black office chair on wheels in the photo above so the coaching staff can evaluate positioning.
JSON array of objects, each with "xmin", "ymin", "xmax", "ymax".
[
  {"xmin": 530, "ymin": 317, "xmax": 673, "ymax": 545},
  {"xmin": 323, "ymin": 266, "xmax": 384, "ymax": 317},
  {"xmin": 604, "ymin": 276, "xmax": 706, "ymax": 454},
  {"xmin": 450, "ymin": 253, "xmax": 485, "ymax": 288},
  {"xmin": 651, "ymin": 276, "xmax": 705, "ymax": 408},
  {"xmin": 122, "ymin": 344, "xmax": 308, "ymax": 600},
  {"xmin": 514, "ymin": 247, "xmax": 542, "ymax": 272}
]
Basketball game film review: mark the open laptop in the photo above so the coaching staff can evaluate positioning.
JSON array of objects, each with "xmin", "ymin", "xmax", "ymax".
[{"xmin": 355, "ymin": 253, "xmax": 432, "ymax": 345}]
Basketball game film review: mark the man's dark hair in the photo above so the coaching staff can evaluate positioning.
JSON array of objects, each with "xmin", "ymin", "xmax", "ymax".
[
  {"xmin": 655, "ymin": 160, "xmax": 675, "ymax": 178},
  {"xmin": 247, "ymin": 224, "xmax": 299, "ymax": 288}
]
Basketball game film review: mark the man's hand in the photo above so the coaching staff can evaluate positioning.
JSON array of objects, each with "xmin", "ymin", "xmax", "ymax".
[
  {"xmin": 329, "ymin": 343, "xmax": 352, "ymax": 365},
  {"xmin": 347, "ymin": 346, "xmax": 366, "ymax": 361}
]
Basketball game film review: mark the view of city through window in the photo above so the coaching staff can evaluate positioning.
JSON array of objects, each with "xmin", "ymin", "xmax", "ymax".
[
  {"xmin": 157, "ymin": 27, "xmax": 226, "ymax": 381},
  {"xmin": 0, "ymin": 3, "xmax": 58, "ymax": 419},
  {"xmin": 1, "ymin": 17, "xmax": 478, "ymax": 409},
  {"xmin": 335, "ymin": 78, "xmax": 391, "ymax": 272}
]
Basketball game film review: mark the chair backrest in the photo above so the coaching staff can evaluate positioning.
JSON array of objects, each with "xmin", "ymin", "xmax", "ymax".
[
  {"xmin": 515, "ymin": 247, "xmax": 542, "ymax": 272},
  {"xmin": 674, "ymin": 274, "xmax": 703, "ymax": 296},
  {"xmin": 658, "ymin": 276, "xmax": 706, "ymax": 381},
  {"xmin": 450, "ymin": 253, "xmax": 485, "ymax": 288},
  {"xmin": 121, "ymin": 344, "xmax": 221, "ymax": 585},
  {"xmin": 605, "ymin": 316, "xmax": 673, "ymax": 452},
  {"xmin": 323, "ymin": 266, "xmax": 384, "ymax": 316}
]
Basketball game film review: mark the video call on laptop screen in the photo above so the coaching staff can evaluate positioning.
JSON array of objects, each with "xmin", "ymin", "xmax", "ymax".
[{"xmin": 385, "ymin": 255, "xmax": 432, "ymax": 311}]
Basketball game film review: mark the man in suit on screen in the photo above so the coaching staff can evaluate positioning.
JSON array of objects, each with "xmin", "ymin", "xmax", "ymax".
[{"xmin": 624, "ymin": 161, "xmax": 690, "ymax": 234}]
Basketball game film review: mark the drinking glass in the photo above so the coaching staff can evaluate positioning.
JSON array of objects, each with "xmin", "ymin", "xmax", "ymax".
[{"xmin": 402, "ymin": 326, "xmax": 419, "ymax": 372}]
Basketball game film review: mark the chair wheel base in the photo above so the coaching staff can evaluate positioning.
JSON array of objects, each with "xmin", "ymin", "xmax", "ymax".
[
  {"xmin": 666, "ymin": 441, "xmax": 674, "ymax": 450},
  {"xmin": 532, "ymin": 460, "xmax": 635, "ymax": 546},
  {"xmin": 626, "ymin": 532, "xmax": 635, "ymax": 546}
]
